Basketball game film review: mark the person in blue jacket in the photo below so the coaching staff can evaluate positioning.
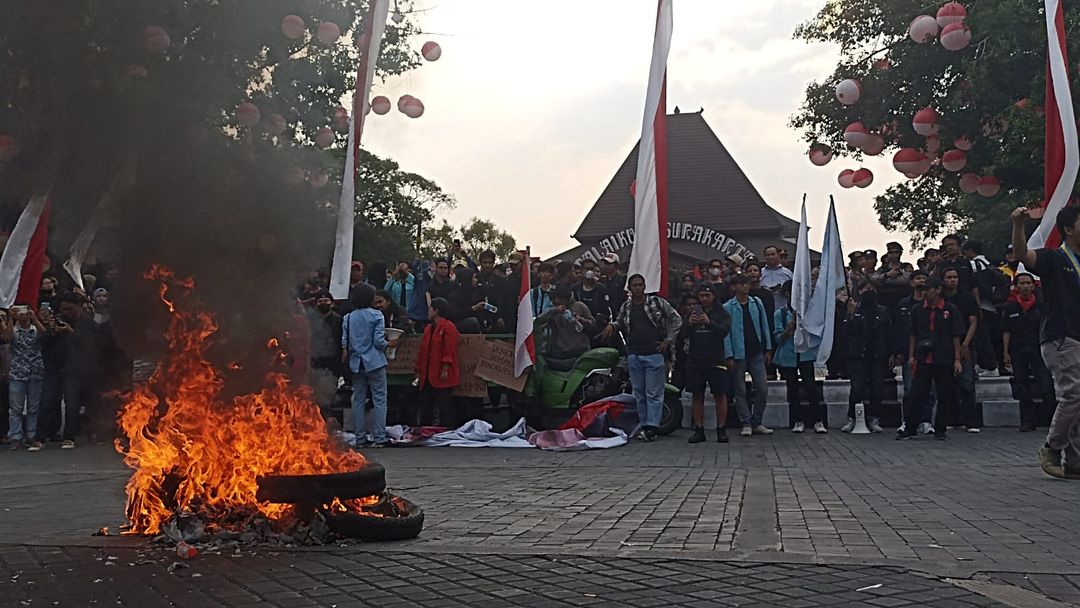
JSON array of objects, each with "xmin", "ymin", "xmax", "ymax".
[
  {"xmin": 723, "ymin": 274, "xmax": 773, "ymax": 438},
  {"xmin": 342, "ymin": 284, "xmax": 393, "ymax": 447},
  {"xmin": 773, "ymin": 281, "xmax": 826, "ymax": 434}
]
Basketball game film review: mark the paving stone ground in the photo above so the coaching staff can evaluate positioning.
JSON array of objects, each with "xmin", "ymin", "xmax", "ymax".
[{"xmin": 2, "ymin": 429, "xmax": 1079, "ymax": 606}]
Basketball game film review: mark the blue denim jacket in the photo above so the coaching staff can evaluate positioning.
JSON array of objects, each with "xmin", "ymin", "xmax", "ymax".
[
  {"xmin": 772, "ymin": 307, "xmax": 817, "ymax": 368},
  {"xmin": 722, "ymin": 296, "xmax": 773, "ymax": 361},
  {"xmin": 342, "ymin": 308, "xmax": 388, "ymax": 374}
]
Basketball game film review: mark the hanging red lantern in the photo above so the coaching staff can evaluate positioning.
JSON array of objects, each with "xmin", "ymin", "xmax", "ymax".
[
  {"xmin": 838, "ymin": 169, "xmax": 856, "ymax": 188},
  {"xmin": 333, "ymin": 106, "xmax": 349, "ymax": 130},
  {"xmin": 936, "ymin": 2, "xmax": 967, "ymax": 28},
  {"xmin": 977, "ymin": 176, "xmax": 1000, "ymax": 197},
  {"xmin": 316, "ymin": 21, "xmax": 341, "ymax": 45},
  {"xmin": 397, "ymin": 94, "xmax": 414, "ymax": 112},
  {"xmin": 893, "ymin": 148, "xmax": 926, "ymax": 174},
  {"xmin": 954, "ymin": 135, "xmax": 974, "ymax": 151},
  {"xmin": 284, "ymin": 166, "xmax": 306, "ymax": 185},
  {"xmin": 401, "ymin": 96, "xmax": 425, "ymax": 118},
  {"xmin": 940, "ymin": 22, "xmax": 972, "ymax": 51},
  {"xmin": 835, "ymin": 79, "xmax": 862, "ymax": 105},
  {"xmin": 909, "ymin": 15, "xmax": 939, "ymax": 43},
  {"xmin": 873, "ymin": 58, "xmax": 893, "ymax": 71},
  {"xmin": 913, "ymin": 107, "xmax": 940, "ymax": 136},
  {"xmin": 852, "ymin": 168, "xmax": 874, "ymax": 188},
  {"xmin": 281, "ymin": 15, "xmax": 306, "ymax": 40},
  {"xmin": 309, "ymin": 170, "xmax": 329, "ymax": 189},
  {"xmin": 236, "ymin": 102, "xmax": 262, "ymax": 126},
  {"xmin": 809, "ymin": 144, "xmax": 833, "ymax": 166},
  {"xmin": 267, "ymin": 113, "xmax": 287, "ymax": 135},
  {"xmin": 844, "ymin": 122, "xmax": 872, "ymax": 149},
  {"xmin": 371, "ymin": 96, "xmax": 392, "ymax": 115},
  {"xmin": 942, "ymin": 149, "xmax": 967, "ymax": 172},
  {"xmin": 143, "ymin": 26, "xmax": 171, "ymax": 53},
  {"xmin": 861, "ymin": 135, "xmax": 885, "ymax": 156},
  {"xmin": 314, "ymin": 127, "xmax": 335, "ymax": 148},
  {"xmin": 422, "ymin": 41, "xmax": 442, "ymax": 62},
  {"xmin": 959, "ymin": 173, "xmax": 980, "ymax": 193},
  {"xmin": 0, "ymin": 135, "xmax": 19, "ymax": 162}
]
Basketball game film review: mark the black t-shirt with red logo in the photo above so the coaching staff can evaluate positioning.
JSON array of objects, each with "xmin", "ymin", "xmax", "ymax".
[{"xmin": 909, "ymin": 299, "xmax": 966, "ymax": 365}]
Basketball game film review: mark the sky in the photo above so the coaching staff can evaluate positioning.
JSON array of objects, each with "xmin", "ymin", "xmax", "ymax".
[{"xmin": 362, "ymin": 0, "xmax": 916, "ymax": 259}]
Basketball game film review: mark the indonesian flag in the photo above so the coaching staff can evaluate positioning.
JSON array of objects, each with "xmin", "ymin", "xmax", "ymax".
[
  {"xmin": 0, "ymin": 193, "xmax": 51, "ymax": 308},
  {"xmin": 1031, "ymin": 0, "xmax": 1078, "ymax": 250},
  {"xmin": 513, "ymin": 248, "xmax": 535, "ymax": 377},
  {"xmin": 330, "ymin": 0, "xmax": 391, "ymax": 300},
  {"xmin": 627, "ymin": 0, "xmax": 672, "ymax": 297}
]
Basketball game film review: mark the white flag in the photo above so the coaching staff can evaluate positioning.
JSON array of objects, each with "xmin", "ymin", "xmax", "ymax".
[
  {"xmin": 791, "ymin": 199, "xmax": 814, "ymax": 353},
  {"xmin": 802, "ymin": 198, "xmax": 846, "ymax": 366}
]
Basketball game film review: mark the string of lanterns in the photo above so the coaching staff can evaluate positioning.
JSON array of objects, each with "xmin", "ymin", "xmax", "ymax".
[{"xmin": 807, "ymin": 1, "xmax": 1001, "ymax": 198}]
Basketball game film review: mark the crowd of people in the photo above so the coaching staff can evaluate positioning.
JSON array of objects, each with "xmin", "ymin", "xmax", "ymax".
[{"xmin": 5, "ymin": 208, "xmax": 1079, "ymax": 480}]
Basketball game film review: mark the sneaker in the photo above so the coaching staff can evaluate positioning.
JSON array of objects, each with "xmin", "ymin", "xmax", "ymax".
[
  {"xmin": 716, "ymin": 428, "xmax": 729, "ymax": 444},
  {"xmin": 966, "ymin": 427, "xmax": 981, "ymax": 434},
  {"xmin": 792, "ymin": 422, "xmax": 805, "ymax": 434},
  {"xmin": 740, "ymin": 426, "xmax": 752, "ymax": 437},
  {"xmin": 644, "ymin": 428, "xmax": 659, "ymax": 442},
  {"xmin": 841, "ymin": 419, "xmax": 854, "ymax": 433},
  {"xmin": 1039, "ymin": 445, "xmax": 1065, "ymax": 479},
  {"xmin": 26, "ymin": 442, "xmax": 43, "ymax": 452},
  {"xmin": 868, "ymin": 418, "xmax": 884, "ymax": 433},
  {"xmin": 688, "ymin": 427, "xmax": 706, "ymax": 444},
  {"xmin": 752, "ymin": 425, "xmax": 774, "ymax": 435},
  {"xmin": 814, "ymin": 422, "xmax": 828, "ymax": 434},
  {"xmin": 896, "ymin": 429, "xmax": 917, "ymax": 440},
  {"xmin": 60, "ymin": 440, "xmax": 75, "ymax": 450},
  {"xmin": 8, "ymin": 441, "xmax": 21, "ymax": 451},
  {"xmin": 925, "ymin": 425, "xmax": 936, "ymax": 435},
  {"xmin": 897, "ymin": 422, "xmax": 907, "ymax": 434},
  {"xmin": 917, "ymin": 422, "xmax": 931, "ymax": 435}
]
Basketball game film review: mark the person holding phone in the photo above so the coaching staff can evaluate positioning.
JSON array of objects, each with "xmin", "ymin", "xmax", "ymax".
[
  {"xmin": 5, "ymin": 305, "xmax": 46, "ymax": 451},
  {"xmin": 680, "ymin": 284, "xmax": 732, "ymax": 444}
]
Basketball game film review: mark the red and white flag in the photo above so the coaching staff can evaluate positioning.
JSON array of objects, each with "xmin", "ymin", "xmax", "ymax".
[
  {"xmin": 513, "ymin": 249, "xmax": 535, "ymax": 377},
  {"xmin": 330, "ymin": 0, "xmax": 391, "ymax": 301},
  {"xmin": 0, "ymin": 193, "xmax": 51, "ymax": 308},
  {"xmin": 1031, "ymin": 0, "xmax": 1078, "ymax": 250},
  {"xmin": 627, "ymin": 0, "xmax": 673, "ymax": 297}
]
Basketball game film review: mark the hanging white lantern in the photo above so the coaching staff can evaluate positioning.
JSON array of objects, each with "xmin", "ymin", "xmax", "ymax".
[
  {"xmin": 397, "ymin": 94, "xmax": 414, "ymax": 112},
  {"xmin": 853, "ymin": 168, "xmax": 874, "ymax": 188},
  {"xmin": 940, "ymin": 22, "xmax": 972, "ymax": 51},
  {"xmin": 422, "ymin": 41, "xmax": 442, "ymax": 62},
  {"xmin": 838, "ymin": 169, "xmax": 855, "ymax": 188},
  {"xmin": 309, "ymin": 171, "xmax": 329, "ymax": 189},
  {"xmin": 371, "ymin": 96, "xmax": 392, "ymax": 115},
  {"xmin": 942, "ymin": 149, "xmax": 967, "ymax": 172},
  {"xmin": 281, "ymin": 15, "xmax": 306, "ymax": 40},
  {"xmin": 936, "ymin": 2, "xmax": 968, "ymax": 28},
  {"xmin": 809, "ymin": 144, "xmax": 833, "ymax": 166},
  {"xmin": 892, "ymin": 148, "xmax": 926, "ymax": 174},
  {"xmin": 954, "ymin": 135, "xmax": 974, "ymax": 151},
  {"xmin": 959, "ymin": 173, "xmax": 980, "ymax": 193},
  {"xmin": 316, "ymin": 21, "xmax": 341, "ymax": 45},
  {"xmin": 143, "ymin": 26, "xmax": 171, "ymax": 53},
  {"xmin": 314, "ymin": 127, "xmax": 335, "ymax": 148},
  {"xmin": 925, "ymin": 134, "xmax": 941, "ymax": 153},
  {"xmin": 236, "ymin": 102, "xmax": 262, "ymax": 126},
  {"xmin": 844, "ymin": 122, "xmax": 872, "ymax": 149},
  {"xmin": 977, "ymin": 176, "xmax": 1000, "ymax": 197},
  {"xmin": 909, "ymin": 15, "xmax": 939, "ymax": 43},
  {"xmin": 913, "ymin": 107, "xmax": 940, "ymax": 136},
  {"xmin": 835, "ymin": 79, "xmax": 862, "ymax": 105},
  {"xmin": 861, "ymin": 135, "xmax": 885, "ymax": 156},
  {"xmin": 402, "ymin": 96, "xmax": 425, "ymax": 118}
]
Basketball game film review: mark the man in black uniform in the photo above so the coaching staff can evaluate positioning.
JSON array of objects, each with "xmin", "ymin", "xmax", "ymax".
[
  {"xmin": 942, "ymin": 267, "xmax": 981, "ymax": 432},
  {"xmin": 1002, "ymin": 273, "xmax": 1056, "ymax": 432},
  {"xmin": 898, "ymin": 277, "xmax": 965, "ymax": 440},
  {"xmin": 841, "ymin": 280, "xmax": 892, "ymax": 433}
]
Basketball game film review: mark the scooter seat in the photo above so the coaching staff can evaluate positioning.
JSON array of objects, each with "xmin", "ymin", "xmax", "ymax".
[{"xmin": 544, "ymin": 357, "xmax": 577, "ymax": 372}]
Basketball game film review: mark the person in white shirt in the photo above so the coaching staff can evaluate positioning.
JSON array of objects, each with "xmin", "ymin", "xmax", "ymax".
[{"xmin": 760, "ymin": 246, "xmax": 794, "ymax": 310}]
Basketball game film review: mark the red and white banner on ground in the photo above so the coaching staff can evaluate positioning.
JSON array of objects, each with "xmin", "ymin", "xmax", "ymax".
[
  {"xmin": 513, "ymin": 248, "xmax": 535, "ymax": 377},
  {"xmin": 330, "ymin": 0, "xmax": 391, "ymax": 301},
  {"xmin": 627, "ymin": 0, "xmax": 672, "ymax": 297},
  {"xmin": 1031, "ymin": 0, "xmax": 1078, "ymax": 250},
  {"xmin": 0, "ymin": 193, "xmax": 51, "ymax": 308}
]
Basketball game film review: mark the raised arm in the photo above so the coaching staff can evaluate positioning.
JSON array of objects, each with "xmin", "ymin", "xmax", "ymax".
[{"xmin": 1011, "ymin": 207, "xmax": 1039, "ymax": 268}]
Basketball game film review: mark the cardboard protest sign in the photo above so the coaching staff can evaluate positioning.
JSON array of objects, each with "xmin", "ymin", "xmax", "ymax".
[
  {"xmin": 474, "ymin": 339, "xmax": 528, "ymax": 392},
  {"xmin": 453, "ymin": 334, "xmax": 489, "ymax": 398},
  {"xmin": 386, "ymin": 335, "xmax": 421, "ymax": 375}
]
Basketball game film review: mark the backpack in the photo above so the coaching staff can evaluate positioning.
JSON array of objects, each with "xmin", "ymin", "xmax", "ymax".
[{"xmin": 974, "ymin": 263, "xmax": 1011, "ymax": 305}]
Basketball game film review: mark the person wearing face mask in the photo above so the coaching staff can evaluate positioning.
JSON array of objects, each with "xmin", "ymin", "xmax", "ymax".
[
  {"xmin": 571, "ymin": 260, "xmax": 611, "ymax": 323},
  {"xmin": 840, "ymin": 280, "xmax": 893, "ymax": 433},
  {"xmin": 307, "ymin": 291, "xmax": 345, "ymax": 406},
  {"xmin": 704, "ymin": 258, "xmax": 733, "ymax": 302}
]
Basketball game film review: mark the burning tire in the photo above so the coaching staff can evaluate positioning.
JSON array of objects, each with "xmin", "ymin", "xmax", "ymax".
[
  {"xmin": 321, "ymin": 494, "xmax": 425, "ymax": 541},
  {"xmin": 256, "ymin": 462, "xmax": 386, "ymax": 504}
]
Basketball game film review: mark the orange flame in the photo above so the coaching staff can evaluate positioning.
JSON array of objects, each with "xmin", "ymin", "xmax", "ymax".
[{"xmin": 115, "ymin": 268, "xmax": 365, "ymax": 535}]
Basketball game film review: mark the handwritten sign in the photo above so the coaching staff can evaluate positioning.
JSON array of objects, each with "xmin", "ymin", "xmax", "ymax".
[
  {"xmin": 386, "ymin": 335, "xmax": 421, "ymax": 375},
  {"xmin": 453, "ymin": 334, "xmax": 488, "ymax": 398},
  {"xmin": 475, "ymin": 339, "xmax": 528, "ymax": 392}
]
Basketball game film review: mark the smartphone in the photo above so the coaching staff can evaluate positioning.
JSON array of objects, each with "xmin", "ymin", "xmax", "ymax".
[
  {"xmin": 694, "ymin": 304, "xmax": 703, "ymax": 316},
  {"xmin": 40, "ymin": 302, "xmax": 51, "ymax": 312}
]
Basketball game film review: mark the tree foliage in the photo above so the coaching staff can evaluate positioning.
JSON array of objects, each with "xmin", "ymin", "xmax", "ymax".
[
  {"xmin": 792, "ymin": 0, "xmax": 1080, "ymax": 251},
  {"xmin": 420, "ymin": 217, "xmax": 518, "ymax": 262}
]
